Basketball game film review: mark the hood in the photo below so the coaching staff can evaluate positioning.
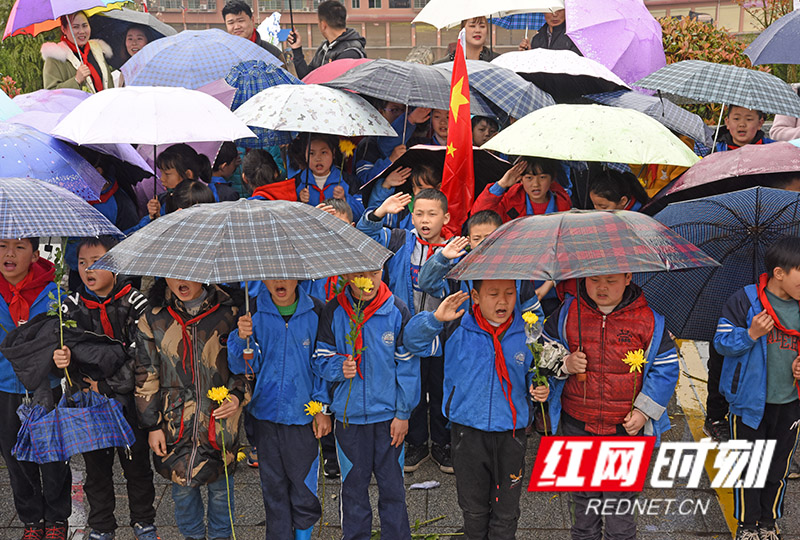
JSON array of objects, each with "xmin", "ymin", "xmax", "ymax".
[
  {"xmin": 716, "ymin": 126, "xmax": 768, "ymax": 148},
  {"xmin": 251, "ymin": 179, "xmax": 298, "ymax": 202},
  {"xmin": 330, "ymin": 28, "xmax": 366, "ymax": 49},
  {"xmin": 0, "ymin": 257, "xmax": 55, "ymax": 307}
]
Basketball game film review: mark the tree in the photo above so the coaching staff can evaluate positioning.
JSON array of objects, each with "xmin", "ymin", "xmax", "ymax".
[
  {"xmin": 734, "ymin": 0, "xmax": 791, "ymax": 30},
  {"xmin": 0, "ymin": 0, "xmax": 58, "ymax": 93}
]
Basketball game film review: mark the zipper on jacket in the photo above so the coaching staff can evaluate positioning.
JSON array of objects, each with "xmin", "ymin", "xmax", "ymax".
[
  {"xmin": 279, "ymin": 320, "xmax": 288, "ymax": 422},
  {"xmin": 599, "ymin": 315, "xmax": 607, "ymax": 421},
  {"xmin": 187, "ymin": 324, "xmax": 201, "ymax": 482}
]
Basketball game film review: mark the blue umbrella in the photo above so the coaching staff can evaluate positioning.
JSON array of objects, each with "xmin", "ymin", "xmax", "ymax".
[
  {"xmin": 0, "ymin": 91, "xmax": 22, "ymax": 121},
  {"xmin": 225, "ymin": 60, "xmax": 303, "ymax": 148},
  {"xmin": 638, "ymin": 187, "xmax": 800, "ymax": 341},
  {"xmin": 491, "ymin": 13, "xmax": 546, "ymax": 31},
  {"xmin": 121, "ymin": 28, "xmax": 282, "ymax": 89},
  {"xmin": 745, "ymin": 10, "xmax": 800, "ymax": 66},
  {"xmin": 0, "ymin": 122, "xmax": 106, "ymax": 200}
]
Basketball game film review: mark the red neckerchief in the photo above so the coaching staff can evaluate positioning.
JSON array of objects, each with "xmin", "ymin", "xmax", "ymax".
[
  {"xmin": 167, "ymin": 303, "xmax": 220, "ymax": 383},
  {"xmin": 81, "ymin": 284, "xmax": 131, "ymax": 338},
  {"xmin": 252, "ymin": 179, "xmax": 297, "ymax": 201},
  {"xmin": 0, "ymin": 259, "xmax": 55, "ymax": 325},
  {"xmin": 472, "ymin": 306, "xmax": 518, "ymax": 434},
  {"xmin": 60, "ymin": 34, "xmax": 103, "ymax": 91},
  {"xmin": 416, "ymin": 236, "xmax": 446, "ymax": 262},
  {"xmin": 335, "ymin": 281, "xmax": 392, "ymax": 378},
  {"xmin": 325, "ymin": 276, "xmax": 342, "ymax": 301},
  {"xmin": 249, "ymin": 29, "xmax": 259, "ymax": 43},
  {"xmin": 88, "ymin": 181, "xmax": 118, "ymax": 205},
  {"xmin": 757, "ymin": 273, "xmax": 800, "ymax": 399},
  {"xmin": 727, "ymin": 139, "xmax": 764, "ymax": 150}
]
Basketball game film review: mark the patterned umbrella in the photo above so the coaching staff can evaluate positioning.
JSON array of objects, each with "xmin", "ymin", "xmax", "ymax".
[
  {"xmin": 91, "ymin": 199, "xmax": 392, "ymax": 282},
  {"xmin": 225, "ymin": 60, "xmax": 303, "ymax": 148},
  {"xmin": 3, "ymin": 0, "xmax": 122, "ymax": 39},
  {"xmin": 490, "ymin": 13, "xmax": 545, "ymax": 30},
  {"xmin": 446, "ymin": 209, "xmax": 717, "ymax": 282},
  {"xmin": 120, "ymin": 28, "xmax": 281, "ymax": 89},
  {"xmin": 0, "ymin": 177, "xmax": 122, "ymax": 238},
  {"xmin": 639, "ymin": 187, "xmax": 800, "ymax": 341},
  {"xmin": 634, "ymin": 60, "xmax": 800, "ymax": 117}
]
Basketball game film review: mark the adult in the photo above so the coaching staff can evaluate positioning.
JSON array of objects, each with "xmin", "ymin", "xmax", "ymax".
[
  {"xmin": 287, "ymin": 0, "xmax": 366, "ymax": 80},
  {"xmin": 114, "ymin": 24, "xmax": 150, "ymax": 87},
  {"xmin": 769, "ymin": 84, "xmax": 800, "ymax": 141},
  {"xmin": 435, "ymin": 17, "xmax": 499, "ymax": 63},
  {"xmin": 41, "ymin": 11, "xmax": 114, "ymax": 92},
  {"xmin": 519, "ymin": 9, "xmax": 581, "ymax": 55},
  {"xmin": 222, "ymin": 0, "xmax": 285, "ymax": 66}
]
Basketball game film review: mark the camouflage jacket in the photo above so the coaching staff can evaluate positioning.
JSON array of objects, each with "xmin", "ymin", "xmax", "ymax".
[{"xmin": 135, "ymin": 283, "xmax": 249, "ymax": 487}]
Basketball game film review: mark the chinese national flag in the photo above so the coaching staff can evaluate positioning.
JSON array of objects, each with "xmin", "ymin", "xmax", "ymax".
[{"xmin": 441, "ymin": 29, "xmax": 475, "ymax": 237}]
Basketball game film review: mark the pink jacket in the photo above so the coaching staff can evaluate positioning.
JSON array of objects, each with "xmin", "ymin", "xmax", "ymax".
[{"xmin": 770, "ymin": 115, "xmax": 800, "ymax": 142}]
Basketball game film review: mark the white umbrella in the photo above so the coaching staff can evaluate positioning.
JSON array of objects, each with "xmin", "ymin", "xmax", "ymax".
[
  {"xmin": 492, "ymin": 49, "xmax": 628, "ymax": 88},
  {"xmin": 234, "ymin": 84, "xmax": 396, "ymax": 138},
  {"xmin": 412, "ymin": 0, "xmax": 564, "ymax": 30}
]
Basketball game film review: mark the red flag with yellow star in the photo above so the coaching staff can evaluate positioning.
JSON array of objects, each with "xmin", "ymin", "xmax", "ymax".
[{"xmin": 441, "ymin": 29, "xmax": 474, "ymax": 237}]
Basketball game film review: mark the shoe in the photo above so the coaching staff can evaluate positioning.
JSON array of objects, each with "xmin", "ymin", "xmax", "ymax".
[
  {"xmin": 758, "ymin": 524, "xmax": 782, "ymax": 540},
  {"xmin": 404, "ymin": 443, "xmax": 429, "ymax": 472},
  {"xmin": 788, "ymin": 454, "xmax": 800, "ymax": 480},
  {"xmin": 87, "ymin": 531, "xmax": 115, "ymax": 540},
  {"xmin": 431, "ymin": 443, "xmax": 454, "ymax": 474},
  {"xmin": 703, "ymin": 417, "xmax": 730, "ymax": 442},
  {"xmin": 43, "ymin": 522, "xmax": 68, "ymax": 540},
  {"xmin": 323, "ymin": 457, "xmax": 340, "ymax": 479},
  {"xmin": 133, "ymin": 523, "xmax": 161, "ymax": 540},
  {"xmin": 247, "ymin": 446, "xmax": 258, "ymax": 468},
  {"xmin": 21, "ymin": 522, "xmax": 44, "ymax": 540},
  {"xmin": 735, "ymin": 526, "xmax": 760, "ymax": 540}
]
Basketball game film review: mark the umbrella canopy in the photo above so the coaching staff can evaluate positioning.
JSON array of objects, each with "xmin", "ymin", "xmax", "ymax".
[
  {"xmin": 446, "ymin": 209, "xmax": 717, "ymax": 282},
  {"xmin": 91, "ymin": 199, "xmax": 393, "ymax": 283},
  {"xmin": 639, "ymin": 187, "xmax": 800, "ymax": 341},
  {"xmin": 0, "ymin": 91, "xmax": 22, "ymax": 121},
  {"xmin": 0, "ymin": 122, "xmax": 107, "ymax": 200},
  {"xmin": 302, "ymin": 58, "xmax": 372, "ymax": 85},
  {"xmin": 565, "ymin": 0, "xmax": 666, "ymax": 86},
  {"xmin": 634, "ymin": 60, "xmax": 800, "ymax": 117},
  {"xmin": 745, "ymin": 10, "xmax": 800, "ymax": 66},
  {"xmin": 491, "ymin": 13, "xmax": 546, "ymax": 30},
  {"xmin": 585, "ymin": 89, "xmax": 711, "ymax": 145},
  {"xmin": 491, "ymin": 49, "xmax": 628, "ymax": 103},
  {"xmin": 3, "ymin": 0, "xmax": 122, "ymax": 39},
  {"xmin": 481, "ymin": 104, "xmax": 700, "ymax": 167},
  {"xmin": 323, "ymin": 58, "xmax": 497, "ymax": 117},
  {"xmin": 225, "ymin": 60, "xmax": 303, "ymax": 148},
  {"xmin": 51, "ymin": 86, "xmax": 255, "ymax": 146},
  {"xmin": 412, "ymin": 0, "xmax": 564, "ymax": 29},
  {"xmin": 432, "ymin": 60, "xmax": 555, "ymax": 120},
  {"xmin": 120, "ymin": 28, "xmax": 282, "ymax": 89},
  {"xmin": 0, "ymin": 177, "xmax": 122, "ymax": 238},
  {"xmin": 90, "ymin": 8, "xmax": 177, "ymax": 69},
  {"xmin": 234, "ymin": 84, "xmax": 396, "ymax": 137}
]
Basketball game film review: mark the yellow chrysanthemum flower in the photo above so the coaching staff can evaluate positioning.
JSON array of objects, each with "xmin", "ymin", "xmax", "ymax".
[
  {"xmin": 304, "ymin": 400, "xmax": 324, "ymax": 416},
  {"xmin": 207, "ymin": 386, "xmax": 230, "ymax": 405},
  {"xmin": 621, "ymin": 349, "xmax": 647, "ymax": 373},
  {"xmin": 351, "ymin": 276, "xmax": 374, "ymax": 293},
  {"xmin": 522, "ymin": 311, "xmax": 539, "ymax": 326},
  {"xmin": 339, "ymin": 139, "xmax": 357, "ymax": 158},
  {"xmin": 237, "ymin": 451, "xmax": 246, "ymax": 462}
]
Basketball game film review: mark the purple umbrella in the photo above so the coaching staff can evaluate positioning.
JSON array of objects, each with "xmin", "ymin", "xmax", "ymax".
[{"xmin": 566, "ymin": 0, "xmax": 666, "ymax": 87}]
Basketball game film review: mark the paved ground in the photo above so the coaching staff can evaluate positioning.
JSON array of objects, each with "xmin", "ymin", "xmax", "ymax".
[{"xmin": 1, "ymin": 342, "xmax": 798, "ymax": 540}]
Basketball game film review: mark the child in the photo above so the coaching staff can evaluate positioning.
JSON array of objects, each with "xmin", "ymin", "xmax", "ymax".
[
  {"xmin": 471, "ymin": 116, "xmax": 499, "ymax": 147},
  {"xmin": 544, "ymin": 273, "xmax": 678, "ymax": 540},
  {"xmin": 409, "ymin": 109, "xmax": 448, "ymax": 146},
  {"xmin": 228, "ymin": 278, "xmax": 330, "ymax": 540},
  {"xmin": 53, "ymin": 237, "xmax": 159, "ymax": 540},
  {"xmin": 313, "ymin": 268, "xmax": 420, "ymax": 540},
  {"xmin": 357, "ymin": 190, "xmax": 452, "ymax": 472},
  {"xmin": 714, "ymin": 236, "xmax": 800, "ymax": 539},
  {"xmin": 211, "ymin": 142, "xmax": 242, "ymax": 197},
  {"xmin": 589, "ymin": 169, "xmax": 650, "ymax": 211},
  {"xmin": 0, "ymin": 238, "xmax": 72, "ymax": 540},
  {"xmin": 404, "ymin": 283, "xmax": 549, "ymax": 539},
  {"xmin": 472, "ymin": 157, "xmax": 571, "ymax": 222},
  {"xmin": 164, "ymin": 180, "xmax": 215, "ymax": 214},
  {"xmin": 715, "ymin": 105, "xmax": 775, "ymax": 152},
  {"xmin": 301, "ymin": 198, "xmax": 353, "ymax": 304},
  {"xmin": 244, "ymin": 149, "xmax": 297, "ymax": 202},
  {"xmin": 157, "ymin": 144, "xmax": 239, "ymax": 204},
  {"xmin": 367, "ymin": 162, "xmax": 442, "ymax": 230},
  {"xmin": 291, "ymin": 134, "xmax": 365, "ymax": 221},
  {"xmin": 135, "ymin": 278, "xmax": 247, "ymax": 540}
]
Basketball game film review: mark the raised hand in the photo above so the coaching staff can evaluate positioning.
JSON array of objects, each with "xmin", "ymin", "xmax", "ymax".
[
  {"xmin": 434, "ymin": 291, "xmax": 470, "ymax": 322},
  {"xmin": 441, "ymin": 236, "xmax": 469, "ymax": 260}
]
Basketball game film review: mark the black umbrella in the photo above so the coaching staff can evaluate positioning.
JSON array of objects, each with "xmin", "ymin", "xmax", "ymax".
[{"xmin": 90, "ymin": 8, "xmax": 177, "ymax": 69}]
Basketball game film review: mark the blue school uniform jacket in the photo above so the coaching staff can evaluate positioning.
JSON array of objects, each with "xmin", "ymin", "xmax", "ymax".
[
  {"xmin": 366, "ymin": 182, "xmax": 413, "ymax": 231},
  {"xmin": 714, "ymin": 284, "xmax": 787, "ymax": 430},
  {"xmin": 293, "ymin": 168, "xmax": 365, "ymax": 222},
  {"xmin": 227, "ymin": 287, "xmax": 327, "ymax": 425},
  {"xmin": 404, "ymin": 309, "xmax": 534, "ymax": 432},
  {"xmin": 312, "ymin": 289, "xmax": 420, "ymax": 424},
  {"xmin": 0, "ymin": 281, "xmax": 61, "ymax": 394}
]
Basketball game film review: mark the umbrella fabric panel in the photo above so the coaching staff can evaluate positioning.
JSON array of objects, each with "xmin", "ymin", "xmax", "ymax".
[
  {"xmin": 90, "ymin": 8, "xmax": 177, "ymax": 69},
  {"xmin": 745, "ymin": 10, "xmax": 800, "ymax": 66},
  {"xmin": 491, "ymin": 13, "xmax": 546, "ymax": 30},
  {"xmin": 411, "ymin": 0, "xmax": 564, "ymax": 30}
]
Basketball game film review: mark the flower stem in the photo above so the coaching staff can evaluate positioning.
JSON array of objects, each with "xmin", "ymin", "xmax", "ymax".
[
  {"xmin": 539, "ymin": 401, "xmax": 548, "ymax": 435},
  {"xmin": 221, "ymin": 424, "xmax": 236, "ymax": 540}
]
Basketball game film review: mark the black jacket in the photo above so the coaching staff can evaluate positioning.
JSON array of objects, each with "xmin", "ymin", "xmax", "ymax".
[
  {"xmin": 292, "ymin": 28, "xmax": 367, "ymax": 79},
  {"xmin": 434, "ymin": 46, "xmax": 499, "ymax": 64},
  {"xmin": 253, "ymin": 33, "xmax": 286, "ymax": 66},
  {"xmin": 530, "ymin": 22, "xmax": 582, "ymax": 55}
]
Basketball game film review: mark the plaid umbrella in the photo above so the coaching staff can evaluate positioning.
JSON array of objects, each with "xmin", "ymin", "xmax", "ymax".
[
  {"xmin": 634, "ymin": 60, "xmax": 800, "ymax": 117},
  {"xmin": 585, "ymin": 90, "xmax": 711, "ymax": 146},
  {"xmin": 225, "ymin": 60, "xmax": 303, "ymax": 148},
  {"xmin": 0, "ymin": 177, "xmax": 122, "ymax": 238},
  {"xmin": 92, "ymin": 199, "xmax": 392, "ymax": 282},
  {"xmin": 433, "ymin": 60, "xmax": 555, "ymax": 120},
  {"xmin": 639, "ymin": 187, "xmax": 800, "ymax": 341},
  {"xmin": 446, "ymin": 209, "xmax": 717, "ymax": 282},
  {"xmin": 323, "ymin": 58, "xmax": 497, "ymax": 117},
  {"xmin": 491, "ymin": 13, "xmax": 546, "ymax": 30},
  {"xmin": 121, "ymin": 28, "xmax": 282, "ymax": 89}
]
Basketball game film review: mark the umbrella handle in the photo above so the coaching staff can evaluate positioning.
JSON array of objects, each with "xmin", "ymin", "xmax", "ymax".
[
  {"xmin": 575, "ymin": 277, "xmax": 586, "ymax": 382},
  {"xmin": 711, "ymin": 103, "xmax": 725, "ymax": 154},
  {"xmin": 243, "ymin": 281, "xmax": 254, "ymax": 362}
]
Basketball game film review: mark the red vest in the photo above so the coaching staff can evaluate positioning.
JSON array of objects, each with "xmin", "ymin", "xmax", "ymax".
[{"xmin": 562, "ymin": 292, "xmax": 655, "ymax": 434}]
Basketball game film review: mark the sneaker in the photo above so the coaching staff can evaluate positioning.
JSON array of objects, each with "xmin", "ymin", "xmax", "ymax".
[
  {"xmin": 703, "ymin": 417, "xmax": 730, "ymax": 442},
  {"xmin": 431, "ymin": 443, "xmax": 454, "ymax": 474},
  {"xmin": 87, "ymin": 532, "xmax": 115, "ymax": 540},
  {"xmin": 788, "ymin": 454, "xmax": 800, "ymax": 480},
  {"xmin": 247, "ymin": 446, "xmax": 258, "ymax": 468},
  {"xmin": 43, "ymin": 522, "xmax": 67, "ymax": 540},
  {"xmin": 21, "ymin": 522, "xmax": 44, "ymax": 540},
  {"xmin": 758, "ymin": 524, "xmax": 782, "ymax": 540},
  {"xmin": 735, "ymin": 526, "xmax": 760, "ymax": 540},
  {"xmin": 323, "ymin": 457, "xmax": 340, "ymax": 479},
  {"xmin": 404, "ymin": 443, "xmax": 429, "ymax": 472},
  {"xmin": 133, "ymin": 523, "xmax": 161, "ymax": 540}
]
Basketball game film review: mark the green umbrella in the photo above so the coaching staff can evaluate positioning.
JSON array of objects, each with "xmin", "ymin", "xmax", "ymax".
[{"xmin": 482, "ymin": 104, "xmax": 700, "ymax": 168}]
